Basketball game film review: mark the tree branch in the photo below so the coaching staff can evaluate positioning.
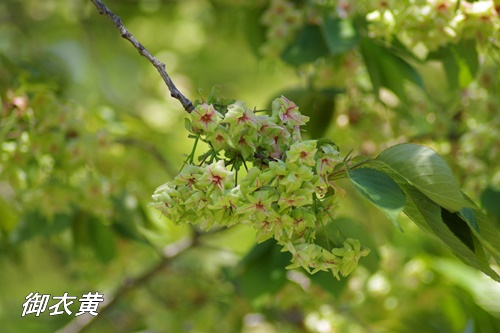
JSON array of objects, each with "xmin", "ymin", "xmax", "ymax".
[
  {"xmin": 90, "ymin": 0, "xmax": 195, "ymax": 113},
  {"xmin": 57, "ymin": 3, "xmax": 198, "ymax": 332},
  {"xmin": 55, "ymin": 236, "xmax": 194, "ymax": 333}
]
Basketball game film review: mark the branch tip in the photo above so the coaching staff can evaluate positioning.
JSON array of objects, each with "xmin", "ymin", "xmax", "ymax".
[{"xmin": 90, "ymin": 0, "xmax": 194, "ymax": 113}]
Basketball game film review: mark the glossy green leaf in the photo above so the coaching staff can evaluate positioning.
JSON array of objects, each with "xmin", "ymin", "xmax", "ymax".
[
  {"xmin": 376, "ymin": 143, "xmax": 472, "ymax": 212},
  {"xmin": 403, "ymin": 186, "xmax": 500, "ymax": 282},
  {"xmin": 441, "ymin": 208, "xmax": 475, "ymax": 252},
  {"xmin": 459, "ymin": 207, "xmax": 479, "ymax": 233},
  {"xmin": 321, "ymin": 16, "xmax": 359, "ymax": 55},
  {"xmin": 481, "ymin": 186, "xmax": 500, "ymax": 225},
  {"xmin": 347, "ymin": 167, "xmax": 406, "ymax": 231},
  {"xmin": 462, "ymin": 194, "xmax": 500, "ymax": 261},
  {"xmin": 281, "ymin": 25, "xmax": 330, "ymax": 66}
]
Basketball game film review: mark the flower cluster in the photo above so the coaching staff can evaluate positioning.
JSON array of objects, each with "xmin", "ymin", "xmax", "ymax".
[
  {"xmin": 259, "ymin": 0, "xmax": 304, "ymax": 58},
  {"xmin": 152, "ymin": 96, "xmax": 369, "ymax": 278},
  {"xmin": 267, "ymin": 1, "xmax": 500, "ymax": 56},
  {"xmin": 361, "ymin": 0, "xmax": 500, "ymax": 51},
  {"xmin": 0, "ymin": 89, "xmax": 113, "ymax": 219}
]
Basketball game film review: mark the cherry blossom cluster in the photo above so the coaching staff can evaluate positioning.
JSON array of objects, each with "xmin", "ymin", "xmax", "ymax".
[
  {"xmin": 263, "ymin": 0, "xmax": 500, "ymax": 56},
  {"xmin": 259, "ymin": 0, "xmax": 305, "ymax": 58},
  {"xmin": 364, "ymin": 0, "xmax": 500, "ymax": 51},
  {"xmin": 152, "ymin": 96, "xmax": 369, "ymax": 278},
  {"xmin": 316, "ymin": 0, "xmax": 500, "ymax": 51}
]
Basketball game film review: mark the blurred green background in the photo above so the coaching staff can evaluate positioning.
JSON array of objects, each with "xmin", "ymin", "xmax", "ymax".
[{"xmin": 1, "ymin": 0, "xmax": 500, "ymax": 332}]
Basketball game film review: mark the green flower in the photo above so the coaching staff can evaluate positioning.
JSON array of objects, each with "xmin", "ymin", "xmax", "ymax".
[
  {"xmin": 320, "ymin": 249, "xmax": 341, "ymax": 278},
  {"xmin": 238, "ymin": 189, "xmax": 278, "ymax": 220},
  {"xmin": 258, "ymin": 114, "xmax": 283, "ymax": 135},
  {"xmin": 190, "ymin": 103, "xmax": 223, "ymax": 133},
  {"xmin": 197, "ymin": 160, "xmax": 234, "ymax": 194},
  {"xmin": 312, "ymin": 175, "xmax": 329, "ymax": 197},
  {"xmin": 206, "ymin": 125, "xmax": 233, "ymax": 152},
  {"xmin": 223, "ymin": 101, "xmax": 260, "ymax": 131},
  {"xmin": 257, "ymin": 115, "xmax": 291, "ymax": 159},
  {"xmin": 286, "ymin": 243, "xmax": 323, "ymax": 274},
  {"xmin": 279, "ymin": 164, "xmax": 314, "ymax": 193},
  {"xmin": 277, "ymin": 188, "xmax": 313, "ymax": 212},
  {"xmin": 184, "ymin": 190, "xmax": 209, "ymax": 210},
  {"xmin": 209, "ymin": 186, "xmax": 241, "ymax": 209},
  {"xmin": 234, "ymin": 130, "xmax": 257, "ymax": 159},
  {"xmin": 272, "ymin": 96, "xmax": 309, "ymax": 127},
  {"xmin": 290, "ymin": 207, "xmax": 316, "ymax": 236},
  {"xmin": 332, "ymin": 239, "xmax": 370, "ymax": 277},
  {"xmin": 171, "ymin": 164, "xmax": 203, "ymax": 188},
  {"xmin": 268, "ymin": 160, "xmax": 287, "ymax": 176},
  {"xmin": 316, "ymin": 194, "xmax": 338, "ymax": 224},
  {"xmin": 287, "ymin": 140, "xmax": 317, "ymax": 166},
  {"xmin": 256, "ymin": 213, "xmax": 293, "ymax": 243},
  {"xmin": 291, "ymin": 124, "xmax": 303, "ymax": 142},
  {"xmin": 316, "ymin": 144, "xmax": 340, "ymax": 175},
  {"xmin": 151, "ymin": 183, "xmax": 191, "ymax": 223},
  {"xmin": 240, "ymin": 167, "xmax": 275, "ymax": 195}
]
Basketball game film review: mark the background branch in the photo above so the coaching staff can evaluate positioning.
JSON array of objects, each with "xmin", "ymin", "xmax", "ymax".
[
  {"xmin": 55, "ymin": 3, "xmax": 203, "ymax": 332},
  {"xmin": 90, "ymin": 0, "xmax": 194, "ymax": 113},
  {"xmin": 55, "ymin": 236, "xmax": 195, "ymax": 333}
]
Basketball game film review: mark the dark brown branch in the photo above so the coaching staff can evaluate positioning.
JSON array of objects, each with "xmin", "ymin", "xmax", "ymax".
[
  {"xmin": 55, "ymin": 237, "xmax": 194, "ymax": 333},
  {"xmin": 90, "ymin": 0, "xmax": 194, "ymax": 113}
]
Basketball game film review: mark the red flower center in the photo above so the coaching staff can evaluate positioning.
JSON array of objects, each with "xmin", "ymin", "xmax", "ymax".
[{"xmin": 201, "ymin": 114, "xmax": 212, "ymax": 124}]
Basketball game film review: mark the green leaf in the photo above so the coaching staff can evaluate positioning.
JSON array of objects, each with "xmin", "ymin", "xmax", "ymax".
[
  {"xmin": 462, "ymin": 193, "xmax": 500, "ymax": 262},
  {"xmin": 347, "ymin": 167, "xmax": 406, "ymax": 231},
  {"xmin": 481, "ymin": 186, "xmax": 500, "ymax": 225},
  {"xmin": 72, "ymin": 211, "xmax": 91, "ymax": 249},
  {"xmin": 376, "ymin": 143, "xmax": 472, "ymax": 212},
  {"xmin": 310, "ymin": 270, "xmax": 348, "ymax": 296},
  {"xmin": 441, "ymin": 208, "xmax": 475, "ymax": 252},
  {"xmin": 427, "ymin": 45, "xmax": 459, "ymax": 90},
  {"xmin": 241, "ymin": 6, "xmax": 267, "ymax": 57},
  {"xmin": 427, "ymin": 39, "xmax": 478, "ymax": 89},
  {"xmin": 459, "ymin": 207, "xmax": 479, "ymax": 233},
  {"xmin": 281, "ymin": 25, "xmax": 330, "ymax": 66},
  {"xmin": 403, "ymin": 186, "xmax": 500, "ymax": 281},
  {"xmin": 237, "ymin": 239, "xmax": 291, "ymax": 304},
  {"xmin": 89, "ymin": 216, "xmax": 117, "ymax": 263},
  {"xmin": 321, "ymin": 16, "xmax": 359, "ymax": 55},
  {"xmin": 456, "ymin": 39, "xmax": 479, "ymax": 80},
  {"xmin": 360, "ymin": 38, "xmax": 423, "ymax": 104},
  {"xmin": 111, "ymin": 194, "xmax": 150, "ymax": 244},
  {"xmin": 10, "ymin": 211, "xmax": 72, "ymax": 244}
]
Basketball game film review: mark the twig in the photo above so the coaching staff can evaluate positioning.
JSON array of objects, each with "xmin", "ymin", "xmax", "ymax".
[
  {"xmin": 55, "ymin": 236, "xmax": 194, "ymax": 333},
  {"xmin": 90, "ymin": 0, "xmax": 195, "ymax": 113}
]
